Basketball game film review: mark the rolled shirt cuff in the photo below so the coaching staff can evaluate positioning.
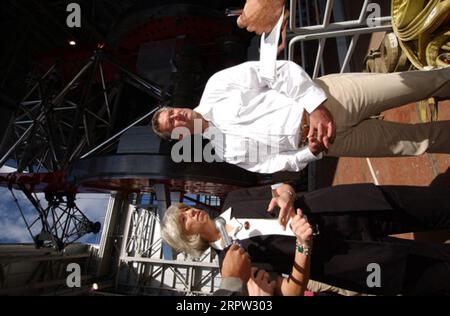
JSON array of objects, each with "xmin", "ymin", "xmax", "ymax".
[
  {"xmin": 298, "ymin": 147, "xmax": 323, "ymax": 163},
  {"xmin": 220, "ymin": 277, "xmax": 245, "ymax": 293},
  {"xmin": 302, "ymin": 86, "xmax": 328, "ymax": 114}
]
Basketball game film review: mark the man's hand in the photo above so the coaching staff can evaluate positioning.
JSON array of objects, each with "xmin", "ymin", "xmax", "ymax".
[
  {"xmin": 267, "ymin": 191, "xmax": 294, "ymax": 231},
  {"xmin": 237, "ymin": 0, "xmax": 285, "ymax": 35},
  {"xmin": 221, "ymin": 243, "xmax": 251, "ymax": 283},
  {"xmin": 247, "ymin": 267, "xmax": 276, "ymax": 296},
  {"xmin": 308, "ymin": 104, "xmax": 336, "ymax": 149},
  {"xmin": 308, "ymin": 136, "xmax": 326, "ymax": 156},
  {"xmin": 291, "ymin": 209, "xmax": 313, "ymax": 246}
]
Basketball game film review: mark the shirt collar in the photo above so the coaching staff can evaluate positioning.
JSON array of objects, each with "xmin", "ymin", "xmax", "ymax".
[
  {"xmin": 194, "ymin": 103, "xmax": 212, "ymax": 121},
  {"xmin": 202, "ymin": 121, "xmax": 220, "ymax": 140}
]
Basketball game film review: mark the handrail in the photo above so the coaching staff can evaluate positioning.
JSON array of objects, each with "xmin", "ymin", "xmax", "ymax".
[{"xmin": 288, "ymin": 0, "xmax": 392, "ymax": 77}]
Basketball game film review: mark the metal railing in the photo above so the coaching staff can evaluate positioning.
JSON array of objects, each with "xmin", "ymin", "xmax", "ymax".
[
  {"xmin": 286, "ymin": 0, "xmax": 393, "ymax": 191},
  {"xmin": 288, "ymin": 0, "xmax": 393, "ymax": 78}
]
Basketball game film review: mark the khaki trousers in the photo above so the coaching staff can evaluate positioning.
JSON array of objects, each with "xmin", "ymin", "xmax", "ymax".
[
  {"xmin": 307, "ymin": 279, "xmax": 369, "ymax": 296},
  {"xmin": 314, "ymin": 68, "xmax": 450, "ymax": 157}
]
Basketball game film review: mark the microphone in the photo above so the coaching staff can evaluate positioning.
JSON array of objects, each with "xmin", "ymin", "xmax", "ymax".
[{"xmin": 214, "ymin": 217, "xmax": 232, "ymax": 248}]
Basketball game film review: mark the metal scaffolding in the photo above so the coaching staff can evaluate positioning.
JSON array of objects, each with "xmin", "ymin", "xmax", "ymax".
[
  {"xmin": 0, "ymin": 49, "xmax": 167, "ymax": 172},
  {"xmin": 8, "ymin": 185, "xmax": 100, "ymax": 250},
  {"xmin": 0, "ymin": 48, "xmax": 170, "ymax": 250},
  {"xmin": 116, "ymin": 204, "xmax": 220, "ymax": 295},
  {"xmin": 97, "ymin": 185, "xmax": 220, "ymax": 296}
]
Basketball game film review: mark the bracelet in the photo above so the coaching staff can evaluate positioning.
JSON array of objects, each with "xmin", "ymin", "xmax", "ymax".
[{"xmin": 296, "ymin": 240, "xmax": 311, "ymax": 256}]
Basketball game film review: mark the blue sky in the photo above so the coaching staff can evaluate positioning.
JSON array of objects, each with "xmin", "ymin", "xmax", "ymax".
[{"xmin": 0, "ymin": 186, "xmax": 110, "ymax": 245}]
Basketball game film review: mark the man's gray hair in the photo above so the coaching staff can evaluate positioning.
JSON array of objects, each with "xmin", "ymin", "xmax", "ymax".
[
  {"xmin": 151, "ymin": 106, "xmax": 173, "ymax": 140},
  {"xmin": 160, "ymin": 203, "xmax": 210, "ymax": 259}
]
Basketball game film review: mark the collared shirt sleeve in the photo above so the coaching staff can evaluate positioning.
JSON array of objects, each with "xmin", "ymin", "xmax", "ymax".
[
  {"xmin": 237, "ymin": 147, "xmax": 323, "ymax": 173},
  {"xmin": 196, "ymin": 61, "xmax": 327, "ymax": 117},
  {"xmin": 195, "ymin": 62, "xmax": 264, "ymax": 119},
  {"xmin": 200, "ymin": 62, "xmax": 267, "ymax": 96},
  {"xmin": 268, "ymin": 61, "xmax": 328, "ymax": 113}
]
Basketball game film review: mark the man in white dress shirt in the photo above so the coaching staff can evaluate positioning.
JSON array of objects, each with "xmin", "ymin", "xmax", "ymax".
[{"xmin": 151, "ymin": 60, "xmax": 450, "ymax": 174}]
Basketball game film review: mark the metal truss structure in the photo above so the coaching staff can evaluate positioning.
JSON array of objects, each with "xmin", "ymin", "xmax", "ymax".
[
  {"xmin": 9, "ymin": 185, "xmax": 101, "ymax": 250},
  {"xmin": 0, "ymin": 48, "xmax": 167, "ymax": 250},
  {"xmin": 0, "ymin": 49, "xmax": 166, "ymax": 173}
]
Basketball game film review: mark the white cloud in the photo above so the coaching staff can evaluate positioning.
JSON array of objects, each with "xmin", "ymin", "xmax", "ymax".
[
  {"xmin": 0, "ymin": 166, "xmax": 17, "ymax": 173},
  {"xmin": 0, "ymin": 189, "xmax": 41, "ymax": 218},
  {"xmin": 75, "ymin": 194, "xmax": 110, "ymax": 222},
  {"xmin": 0, "ymin": 188, "xmax": 44, "ymax": 243},
  {"xmin": 0, "ymin": 216, "xmax": 33, "ymax": 243}
]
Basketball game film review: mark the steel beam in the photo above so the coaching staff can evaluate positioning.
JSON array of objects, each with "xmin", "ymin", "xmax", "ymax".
[
  {"xmin": 288, "ymin": 24, "xmax": 393, "ymax": 61},
  {"xmin": 62, "ymin": 56, "xmax": 99, "ymax": 167},
  {"xmin": 79, "ymin": 107, "xmax": 159, "ymax": 159}
]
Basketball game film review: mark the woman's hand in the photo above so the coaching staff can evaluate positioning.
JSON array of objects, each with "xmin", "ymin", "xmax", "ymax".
[
  {"xmin": 291, "ymin": 208, "xmax": 313, "ymax": 246},
  {"xmin": 267, "ymin": 190, "xmax": 295, "ymax": 231},
  {"xmin": 221, "ymin": 243, "xmax": 251, "ymax": 283},
  {"xmin": 247, "ymin": 267, "xmax": 276, "ymax": 296}
]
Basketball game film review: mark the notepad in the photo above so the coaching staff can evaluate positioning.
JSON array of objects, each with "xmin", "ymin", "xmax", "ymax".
[{"xmin": 259, "ymin": 7, "xmax": 285, "ymax": 81}]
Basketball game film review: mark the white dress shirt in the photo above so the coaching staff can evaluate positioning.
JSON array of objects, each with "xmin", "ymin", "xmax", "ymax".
[
  {"xmin": 209, "ymin": 207, "xmax": 295, "ymax": 251},
  {"xmin": 195, "ymin": 61, "xmax": 327, "ymax": 173}
]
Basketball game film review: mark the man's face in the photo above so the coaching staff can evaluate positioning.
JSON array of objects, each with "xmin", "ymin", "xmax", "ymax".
[{"xmin": 157, "ymin": 108, "xmax": 196, "ymax": 136}]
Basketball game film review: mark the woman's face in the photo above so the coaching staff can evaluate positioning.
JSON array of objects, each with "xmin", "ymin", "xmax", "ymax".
[{"xmin": 178, "ymin": 207, "xmax": 214, "ymax": 236}]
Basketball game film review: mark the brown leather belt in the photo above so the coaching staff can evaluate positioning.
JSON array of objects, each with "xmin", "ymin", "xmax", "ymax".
[{"xmin": 299, "ymin": 111, "xmax": 310, "ymax": 147}]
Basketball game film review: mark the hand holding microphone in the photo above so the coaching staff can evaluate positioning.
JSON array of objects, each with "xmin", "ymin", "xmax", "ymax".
[
  {"xmin": 221, "ymin": 243, "xmax": 251, "ymax": 282},
  {"xmin": 216, "ymin": 216, "xmax": 251, "ymax": 282}
]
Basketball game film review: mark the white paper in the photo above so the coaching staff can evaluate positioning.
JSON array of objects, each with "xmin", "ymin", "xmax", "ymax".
[{"xmin": 259, "ymin": 8, "xmax": 285, "ymax": 81}]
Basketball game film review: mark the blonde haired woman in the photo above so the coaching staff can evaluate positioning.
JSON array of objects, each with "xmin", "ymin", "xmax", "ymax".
[{"xmin": 161, "ymin": 183, "xmax": 450, "ymax": 296}]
